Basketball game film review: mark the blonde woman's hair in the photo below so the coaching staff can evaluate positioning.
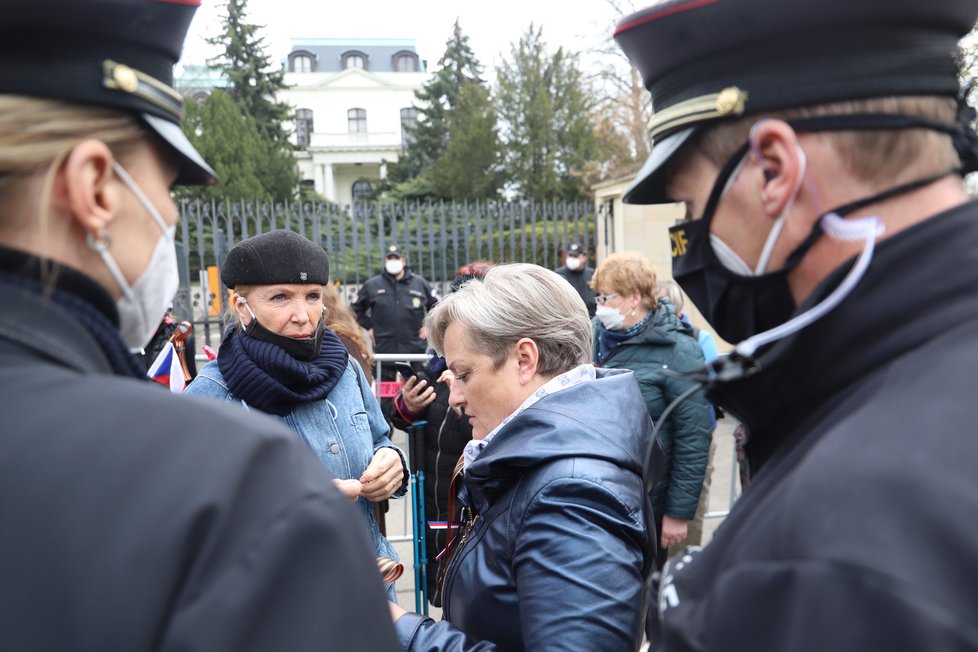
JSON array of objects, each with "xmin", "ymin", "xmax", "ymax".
[
  {"xmin": 323, "ymin": 283, "xmax": 371, "ymax": 363},
  {"xmin": 591, "ymin": 252, "xmax": 659, "ymax": 311},
  {"xmin": 425, "ymin": 263, "xmax": 591, "ymax": 378},
  {"xmin": 0, "ymin": 95, "xmax": 146, "ymax": 251}
]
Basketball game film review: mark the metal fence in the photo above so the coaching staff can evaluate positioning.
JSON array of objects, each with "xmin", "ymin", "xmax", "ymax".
[{"xmin": 174, "ymin": 198, "xmax": 597, "ymax": 348}]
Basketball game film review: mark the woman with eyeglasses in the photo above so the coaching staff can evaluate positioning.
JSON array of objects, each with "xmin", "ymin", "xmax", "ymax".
[{"xmin": 591, "ymin": 252, "xmax": 712, "ymax": 569}]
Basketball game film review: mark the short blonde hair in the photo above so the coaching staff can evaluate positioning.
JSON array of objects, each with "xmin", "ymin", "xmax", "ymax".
[
  {"xmin": 425, "ymin": 263, "xmax": 591, "ymax": 378},
  {"xmin": 591, "ymin": 252, "xmax": 659, "ymax": 311},
  {"xmin": 695, "ymin": 96, "xmax": 960, "ymax": 186}
]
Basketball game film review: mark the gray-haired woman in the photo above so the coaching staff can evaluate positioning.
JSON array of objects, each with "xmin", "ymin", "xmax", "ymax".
[{"xmin": 390, "ymin": 263, "xmax": 656, "ymax": 651}]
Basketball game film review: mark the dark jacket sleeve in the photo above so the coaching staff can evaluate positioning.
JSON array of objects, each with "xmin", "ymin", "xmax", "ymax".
[
  {"xmin": 662, "ymin": 341, "xmax": 712, "ymax": 520},
  {"xmin": 353, "ymin": 281, "xmax": 372, "ymax": 330},
  {"xmin": 160, "ymin": 433, "xmax": 400, "ymax": 652},
  {"xmin": 398, "ymin": 476, "xmax": 648, "ymax": 651}
]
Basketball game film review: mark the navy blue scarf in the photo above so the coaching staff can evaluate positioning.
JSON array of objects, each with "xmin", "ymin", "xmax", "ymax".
[
  {"xmin": 596, "ymin": 314, "xmax": 652, "ymax": 366},
  {"xmin": 218, "ymin": 324, "xmax": 350, "ymax": 416}
]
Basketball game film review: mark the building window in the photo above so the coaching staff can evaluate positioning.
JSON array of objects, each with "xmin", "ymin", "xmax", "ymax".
[
  {"xmin": 348, "ymin": 108, "xmax": 367, "ymax": 133},
  {"xmin": 352, "ymin": 179, "xmax": 372, "ymax": 203},
  {"xmin": 290, "ymin": 52, "xmax": 315, "ymax": 73},
  {"xmin": 342, "ymin": 51, "xmax": 367, "ymax": 70},
  {"xmin": 296, "ymin": 109, "xmax": 313, "ymax": 149},
  {"xmin": 400, "ymin": 107, "xmax": 418, "ymax": 146},
  {"xmin": 393, "ymin": 51, "xmax": 419, "ymax": 73}
]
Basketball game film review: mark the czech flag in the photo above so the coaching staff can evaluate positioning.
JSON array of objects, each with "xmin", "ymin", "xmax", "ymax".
[{"xmin": 147, "ymin": 341, "xmax": 185, "ymax": 393}]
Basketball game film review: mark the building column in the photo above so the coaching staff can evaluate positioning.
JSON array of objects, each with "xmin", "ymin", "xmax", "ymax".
[
  {"xmin": 323, "ymin": 163, "xmax": 336, "ymax": 202},
  {"xmin": 379, "ymin": 162, "xmax": 387, "ymax": 180}
]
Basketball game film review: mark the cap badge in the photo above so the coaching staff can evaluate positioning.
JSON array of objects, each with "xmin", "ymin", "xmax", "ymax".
[
  {"xmin": 111, "ymin": 64, "xmax": 139, "ymax": 93},
  {"xmin": 299, "ymin": 272, "xmax": 308, "ymax": 281},
  {"xmin": 647, "ymin": 85, "xmax": 749, "ymax": 140},
  {"xmin": 715, "ymin": 87, "xmax": 748, "ymax": 116}
]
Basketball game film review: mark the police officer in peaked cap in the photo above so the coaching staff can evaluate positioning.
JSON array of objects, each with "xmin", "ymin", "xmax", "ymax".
[
  {"xmin": 615, "ymin": 0, "xmax": 978, "ymax": 649},
  {"xmin": 0, "ymin": 1, "xmax": 398, "ymax": 649}
]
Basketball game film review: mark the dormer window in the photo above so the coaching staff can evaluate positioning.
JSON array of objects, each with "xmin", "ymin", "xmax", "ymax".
[
  {"xmin": 393, "ymin": 51, "xmax": 419, "ymax": 73},
  {"xmin": 342, "ymin": 51, "xmax": 368, "ymax": 70},
  {"xmin": 289, "ymin": 51, "xmax": 315, "ymax": 73}
]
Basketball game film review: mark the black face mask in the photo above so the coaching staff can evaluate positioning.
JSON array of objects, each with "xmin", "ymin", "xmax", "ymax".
[
  {"xmin": 243, "ymin": 310, "xmax": 326, "ymax": 361},
  {"xmin": 670, "ymin": 140, "xmax": 808, "ymax": 343},
  {"xmin": 670, "ymin": 112, "xmax": 975, "ymax": 344}
]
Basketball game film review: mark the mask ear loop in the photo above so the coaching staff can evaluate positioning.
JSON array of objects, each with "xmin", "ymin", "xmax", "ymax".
[
  {"xmin": 749, "ymin": 121, "xmax": 808, "ymax": 275},
  {"xmin": 735, "ymin": 214, "xmax": 883, "ymax": 358}
]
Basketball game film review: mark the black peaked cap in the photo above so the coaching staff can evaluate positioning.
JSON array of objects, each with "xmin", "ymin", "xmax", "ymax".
[
  {"xmin": 0, "ymin": 0, "xmax": 217, "ymax": 186},
  {"xmin": 615, "ymin": 0, "xmax": 978, "ymax": 203},
  {"xmin": 222, "ymin": 230, "xmax": 331, "ymax": 289}
]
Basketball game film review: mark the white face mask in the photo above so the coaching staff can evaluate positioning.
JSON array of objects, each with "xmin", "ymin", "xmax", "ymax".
[
  {"xmin": 565, "ymin": 256, "xmax": 582, "ymax": 271},
  {"xmin": 87, "ymin": 162, "xmax": 178, "ymax": 350},
  {"xmin": 595, "ymin": 304, "xmax": 626, "ymax": 331},
  {"xmin": 385, "ymin": 258, "xmax": 404, "ymax": 276}
]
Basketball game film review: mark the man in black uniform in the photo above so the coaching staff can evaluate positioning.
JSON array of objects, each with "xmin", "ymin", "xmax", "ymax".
[
  {"xmin": 354, "ymin": 244, "xmax": 438, "ymax": 356},
  {"xmin": 554, "ymin": 242, "xmax": 596, "ymax": 317},
  {"xmin": 615, "ymin": 0, "xmax": 978, "ymax": 649},
  {"xmin": 0, "ymin": 1, "xmax": 398, "ymax": 650},
  {"xmin": 354, "ymin": 244, "xmax": 438, "ymax": 422}
]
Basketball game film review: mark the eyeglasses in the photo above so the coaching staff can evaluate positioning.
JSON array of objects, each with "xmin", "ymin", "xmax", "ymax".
[{"xmin": 594, "ymin": 293, "xmax": 619, "ymax": 305}]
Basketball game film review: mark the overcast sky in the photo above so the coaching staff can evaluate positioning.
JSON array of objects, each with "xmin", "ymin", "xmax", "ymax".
[{"xmin": 181, "ymin": 0, "xmax": 633, "ymax": 74}]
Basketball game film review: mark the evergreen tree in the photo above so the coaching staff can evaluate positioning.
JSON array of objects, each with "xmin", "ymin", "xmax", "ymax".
[
  {"xmin": 177, "ymin": 91, "xmax": 269, "ymax": 201},
  {"xmin": 206, "ymin": 0, "xmax": 298, "ymax": 200},
  {"xmin": 429, "ymin": 83, "xmax": 503, "ymax": 200},
  {"xmin": 386, "ymin": 21, "xmax": 485, "ymax": 192},
  {"xmin": 496, "ymin": 25, "xmax": 600, "ymax": 201}
]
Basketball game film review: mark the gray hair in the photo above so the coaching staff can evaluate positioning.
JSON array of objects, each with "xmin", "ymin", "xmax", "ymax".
[
  {"xmin": 425, "ymin": 263, "xmax": 591, "ymax": 377},
  {"xmin": 656, "ymin": 279, "xmax": 684, "ymax": 314}
]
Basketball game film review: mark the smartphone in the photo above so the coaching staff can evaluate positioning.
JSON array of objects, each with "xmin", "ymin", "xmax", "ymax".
[{"xmin": 392, "ymin": 362, "xmax": 416, "ymax": 380}]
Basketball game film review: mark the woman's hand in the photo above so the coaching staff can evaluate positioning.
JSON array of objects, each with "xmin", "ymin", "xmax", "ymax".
[
  {"xmin": 400, "ymin": 373, "xmax": 436, "ymax": 414},
  {"xmin": 360, "ymin": 447, "xmax": 405, "ymax": 501},
  {"xmin": 660, "ymin": 515, "xmax": 689, "ymax": 549},
  {"xmin": 333, "ymin": 478, "xmax": 362, "ymax": 501}
]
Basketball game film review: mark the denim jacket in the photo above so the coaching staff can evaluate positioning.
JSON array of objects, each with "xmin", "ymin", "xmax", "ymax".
[{"xmin": 186, "ymin": 356, "xmax": 407, "ymax": 563}]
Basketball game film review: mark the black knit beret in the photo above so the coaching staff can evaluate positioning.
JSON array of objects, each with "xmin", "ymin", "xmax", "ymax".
[{"xmin": 221, "ymin": 230, "xmax": 330, "ymax": 289}]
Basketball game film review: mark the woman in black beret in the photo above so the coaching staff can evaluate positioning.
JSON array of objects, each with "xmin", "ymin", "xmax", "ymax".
[
  {"xmin": 186, "ymin": 229, "xmax": 408, "ymax": 599},
  {"xmin": 0, "ymin": 0, "xmax": 399, "ymax": 648}
]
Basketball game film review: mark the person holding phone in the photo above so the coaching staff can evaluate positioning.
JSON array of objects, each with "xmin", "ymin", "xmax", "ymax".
[{"xmin": 391, "ymin": 261, "xmax": 491, "ymax": 606}]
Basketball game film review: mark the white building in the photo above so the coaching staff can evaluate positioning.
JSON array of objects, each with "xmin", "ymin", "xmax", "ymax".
[{"xmin": 280, "ymin": 38, "xmax": 430, "ymax": 206}]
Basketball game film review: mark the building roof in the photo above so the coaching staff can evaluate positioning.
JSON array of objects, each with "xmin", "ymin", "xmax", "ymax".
[{"xmin": 288, "ymin": 38, "xmax": 425, "ymax": 73}]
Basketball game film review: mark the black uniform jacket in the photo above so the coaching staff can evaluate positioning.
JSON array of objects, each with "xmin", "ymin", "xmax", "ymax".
[
  {"xmin": 654, "ymin": 201, "xmax": 978, "ymax": 651},
  {"xmin": 0, "ymin": 258, "xmax": 398, "ymax": 651},
  {"xmin": 554, "ymin": 264, "xmax": 596, "ymax": 317},
  {"xmin": 354, "ymin": 269, "xmax": 437, "ymax": 354}
]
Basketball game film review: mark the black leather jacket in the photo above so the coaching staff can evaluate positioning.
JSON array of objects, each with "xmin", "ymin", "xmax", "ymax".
[{"xmin": 395, "ymin": 367, "xmax": 656, "ymax": 651}]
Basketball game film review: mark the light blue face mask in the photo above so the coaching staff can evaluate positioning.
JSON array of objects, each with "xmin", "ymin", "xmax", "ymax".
[{"xmin": 86, "ymin": 161, "xmax": 178, "ymax": 350}]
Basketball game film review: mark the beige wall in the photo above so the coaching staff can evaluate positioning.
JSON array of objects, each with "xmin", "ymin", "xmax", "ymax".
[{"xmin": 592, "ymin": 177, "xmax": 732, "ymax": 352}]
